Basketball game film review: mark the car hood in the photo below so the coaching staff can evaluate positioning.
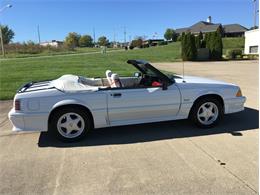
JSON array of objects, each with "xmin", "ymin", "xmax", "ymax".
[{"xmin": 174, "ymin": 75, "xmax": 234, "ymax": 86}]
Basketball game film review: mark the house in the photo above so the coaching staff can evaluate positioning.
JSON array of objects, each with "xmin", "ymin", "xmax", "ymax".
[
  {"xmin": 244, "ymin": 29, "xmax": 259, "ymax": 54},
  {"xmin": 176, "ymin": 16, "xmax": 248, "ymax": 37},
  {"xmin": 40, "ymin": 40, "xmax": 63, "ymax": 47}
]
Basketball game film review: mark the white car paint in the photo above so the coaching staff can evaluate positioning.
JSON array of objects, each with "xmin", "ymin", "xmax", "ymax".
[{"xmin": 8, "ymin": 61, "xmax": 246, "ymax": 132}]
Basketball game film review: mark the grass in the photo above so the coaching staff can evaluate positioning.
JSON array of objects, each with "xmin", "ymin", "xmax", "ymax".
[
  {"xmin": 0, "ymin": 42, "xmax": 181, "ymax": 100},
  {"xmin": 222, "ymin": 37, "xmax": 245, "ymax": 55},
  {"xmin": 2, "ymin": 47, "xmax": 122, "ymax": 59},
  {"xmin": 0, "ymin": 37, "xmax": 245, "ymax": 100}
]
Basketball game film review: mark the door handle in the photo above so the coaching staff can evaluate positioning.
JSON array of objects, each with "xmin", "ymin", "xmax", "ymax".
[{"xmin": 111, "ymin": 93, "xmax": 122, "ymax": 97}]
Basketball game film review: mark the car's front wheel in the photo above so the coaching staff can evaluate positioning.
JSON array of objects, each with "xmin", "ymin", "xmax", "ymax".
[
  {"xmin": 190, "ymin": 98, "xmax": 223, "ymax": 128},
  {"xmin": 50, "ymin": 107, "xmax": 91, "ymax": 142}
]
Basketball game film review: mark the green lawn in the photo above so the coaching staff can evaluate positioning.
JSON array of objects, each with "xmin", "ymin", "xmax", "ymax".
[
  {"xmin": 2, "ymin": 47, "xmax": 122, "ymax": 59},
  {"xmin": 222, "ymin": 37, "xmax": 245, "ymax": 54},
  {"xmin": 0, "ymin": 42, "xmax": 181, "ymax": 100},
  {"xmin": 0, "ymin": 37, "xmax": 246, "ymax": 100}
]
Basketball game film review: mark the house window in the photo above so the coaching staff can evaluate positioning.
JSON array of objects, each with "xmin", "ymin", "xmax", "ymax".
[{"xmin": 249, "ymin": 46, "xmax": 258, "ymax": 54}]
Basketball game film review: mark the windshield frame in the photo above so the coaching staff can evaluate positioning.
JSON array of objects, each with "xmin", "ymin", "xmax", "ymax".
[{"xmin": 127, "ymin": 60, "xmax": 175, "ymax": 85}]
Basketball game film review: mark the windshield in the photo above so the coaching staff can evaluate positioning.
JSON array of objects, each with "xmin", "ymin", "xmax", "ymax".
[{"xmin": 127, "ymin": 60, "xmax": 174, "ymax": 84}]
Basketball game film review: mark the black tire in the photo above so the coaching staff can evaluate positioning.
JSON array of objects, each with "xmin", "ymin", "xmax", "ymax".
[
  {"xmin": 49, "ymin": 107, "xmax": 92, "ymax": 142},
  {"xmin": 189, "ymin": 97, "xmax": 224, "ymax": 128}
]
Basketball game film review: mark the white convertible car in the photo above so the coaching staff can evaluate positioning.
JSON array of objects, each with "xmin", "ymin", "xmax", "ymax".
[{"xmin": 9, "ymin": 60, "xmax": 246, "ymax": 142}]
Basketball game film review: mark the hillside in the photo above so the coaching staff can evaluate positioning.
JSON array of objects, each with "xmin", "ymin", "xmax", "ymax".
[
  {"xmin": 0, "ymin": 42, "xmax": 181, "ymax": 99},
  {"xmin": 0, "ymin": 37, "xmax": 245, "ymax": 99}
]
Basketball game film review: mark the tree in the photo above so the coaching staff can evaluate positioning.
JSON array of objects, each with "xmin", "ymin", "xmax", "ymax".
[
  {"xmin": 195, "ymin": 31, "xmax": 203, "ymax": 49},
  {"xmin": 198, "ymin": 31, "xmax": 203, "ymax": 40},
  {"xmin": 164, "ymin": 28, "xmax": 173, "ymax": 41},
  {"xmin": 98, "ymin": 36, "xmax": 109, "ymax": 46},
  {"xmin": 131, "ymin": 37, "xmax": 143, "ymax": 48},
  {"xmin": 211, "ymin": 30, "xmax": 223, "ymax": 60},
  {"xmin": 164, "ymin": 28, "xmax": 177, "ymax": 41},
  {"xmin": 0, "ymin": 25, "xmax": 15, "ymax": 44},
  {"xmin": 181, "ymin": 32, "xmax": 197, "ymax": 61},
  {"xmin": 65, "ymin": 32, "xmax": 81, "ymax": 48},
  {"xmin": 79, "ymin": 35, "xmax": 93, "ymax": 47},
  {"xmin": 195, "ymin": 36, "xmax": 201, "ymax": 49},
  {"xmin": 205, "ymin": 30, "xmax": 223, "ymax": 60}
]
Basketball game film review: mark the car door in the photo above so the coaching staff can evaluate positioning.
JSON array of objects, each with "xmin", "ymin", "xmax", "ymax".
[{"xmin": 105, "ymin": 84, "xmax": 181, "ymax": 126}]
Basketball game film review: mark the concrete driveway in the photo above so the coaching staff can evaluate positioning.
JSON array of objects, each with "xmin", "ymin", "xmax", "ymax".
[{"xmin": 0, "ymin": 60, "xmax": 258, "ymax": 195}]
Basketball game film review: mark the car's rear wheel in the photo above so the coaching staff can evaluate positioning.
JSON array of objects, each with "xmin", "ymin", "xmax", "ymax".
[
  {"xmin": 50, "ymin": 107, "xmax": 91, "ymax": 142},
  {"xmin": 190, "ymin": 97, "xmax": 223, "ymax": 128}
]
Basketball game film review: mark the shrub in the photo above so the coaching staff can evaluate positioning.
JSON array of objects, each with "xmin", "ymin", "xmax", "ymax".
[
  {"xmin": 226, "ymin": 49, "xmax": 243, "ymax": 59},
  {"xmin": 177, "ymin": 35, "xmax": 182, "ymax": 42},
  {"xmin": 157, "ymin": 41, "xmax": 168, "ymax": 46},
  {"xmin": 181, "ymin": 32, "xmax": 197, "ymax": 61},
  {"xmin": 130, "ymin": 38, "xmax": 143, "ymax": 48},
  {"xmin": 205, "ymin": 30, "xmax": 223, "ymax": 60}
]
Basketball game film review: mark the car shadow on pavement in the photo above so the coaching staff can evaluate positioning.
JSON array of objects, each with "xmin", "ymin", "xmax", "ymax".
[{"xmin": 38, "ymin": 107, "xmax": 259, "ymax": 148}]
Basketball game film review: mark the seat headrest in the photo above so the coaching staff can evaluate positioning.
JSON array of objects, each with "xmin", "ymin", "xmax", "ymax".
[
  {"xmin": 106, "ymin": 70, "xmax": 112, "ymax": 78},
  {"xmin": 111, "ymin": 73, "xmax": 119, "ymax": 80}
]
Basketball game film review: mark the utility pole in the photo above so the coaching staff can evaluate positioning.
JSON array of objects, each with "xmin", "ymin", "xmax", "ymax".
[
  {"xmin": 93, "ymin": 27, "xmax": 96, "ymax": 44},
  {"xmin": 37, "ymin": 25, "xmax": 41, "ymax": 44},
  {"xmin": 113, "ymin": 28, "xmax": 116, "ymax": 44},
  {"xmin": 0, "ymin": 4, "xmax": 12, "ymax": 58},
  {"xmin": 253, "ymin": 0, "xmax": 259, "ymax": 28},
  {"xmin": 129, "ymin": 35, "xmax": 132, "ymax": 43},
  {"xmin": 253, "ymin": 0, "xmax": 257, "ymax": 28},
  {"xmin": 0, "ymin": 27, "xmax": 5, "ymax": 57},
  {"xmin": 123, "ymin": 26, "xmax": 126, "ymax": 45}
]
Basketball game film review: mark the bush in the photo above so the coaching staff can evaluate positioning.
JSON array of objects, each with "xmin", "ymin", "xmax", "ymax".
[
  {"xmin": 5, "ymin": 42, "xmax": 70, "ymax": 55},
  {"xmin": 157, "ymin": 41, "xmax": 168, "ymax": 46},
  {"xmin": 131, "ymin": 38, "xmax": 143, "ymax": 48},
  {"xmin": 226, "ymin": 49, "xmax": 243, "ymax": 59},
  {"xmin": 205, "ymin": 30, "xmax": 223, "ymax": 60},
  {"xmin": 181, "ymin": 32, "xmax": 197, "ymax": 61}
]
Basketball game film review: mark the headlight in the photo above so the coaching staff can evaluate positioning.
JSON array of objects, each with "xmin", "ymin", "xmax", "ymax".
[{"xmin": 236, "ymin": 88, "xmax": 242, "ymax": 97}]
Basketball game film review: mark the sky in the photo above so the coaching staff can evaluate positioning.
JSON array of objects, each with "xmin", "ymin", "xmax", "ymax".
[{"xmin": 0, "ymin": 0, "xmax": 259, "ymax": 43}]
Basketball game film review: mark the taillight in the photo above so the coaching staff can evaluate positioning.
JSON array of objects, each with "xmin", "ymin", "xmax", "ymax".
[
  {"xmin": 236, "ymin": 88, "xmax": 242, "ymax": 97},
  {"xmin": 15, "ymin": 100, "xmax": 21, "ymax": 111}
]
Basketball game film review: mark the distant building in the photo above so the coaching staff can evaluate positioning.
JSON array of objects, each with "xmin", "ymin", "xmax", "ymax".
[
  {"xmin": 40, "ymin": 40, "xmax": 63, "ymax": 47},
  {"xmin": 176, "ymin": 16, "xmax": 248, "ymax": 37},
  {"xmin": 244, "ymin": 29, "xmax": 259, "ymax": 54}
]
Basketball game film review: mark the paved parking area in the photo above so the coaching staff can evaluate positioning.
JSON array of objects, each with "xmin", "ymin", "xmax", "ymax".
[{"xmin": 0, "ymin": 60, "xmax": 258, "ymax": 195}]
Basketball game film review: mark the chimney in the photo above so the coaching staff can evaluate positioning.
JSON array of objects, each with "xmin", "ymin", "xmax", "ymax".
[{"xmin": 207, "ymin": 16, "xmax": 212, "ymax": 23}]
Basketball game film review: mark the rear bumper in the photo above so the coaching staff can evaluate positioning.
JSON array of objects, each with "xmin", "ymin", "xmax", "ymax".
[
  {"xmin": 224, "ymin": 96, "xmax": 246, "ymax": 114},
  {"xmin": 8, "ymin": 108, "xmax": 48, "ymax": 132}
]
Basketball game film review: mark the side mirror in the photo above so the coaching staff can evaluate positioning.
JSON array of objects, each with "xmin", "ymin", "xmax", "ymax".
[
  {"xmin": 134, "ymin": 72, "xmax": 141, "ymax": 77},
  {"xmin": 162, "ymin": 82, "xmax": 168, "ymax": 90}
]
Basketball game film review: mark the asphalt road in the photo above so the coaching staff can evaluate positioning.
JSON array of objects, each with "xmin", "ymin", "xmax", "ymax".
[{"xmin": 0, "ymin": 60, "xmax": 258, "ymax": 195}]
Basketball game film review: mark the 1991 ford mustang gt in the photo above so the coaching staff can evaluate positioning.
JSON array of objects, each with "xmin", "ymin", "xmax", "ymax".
[{"xmin": 9, "ymin": 60, "xmax": 246, "ymax": 142}]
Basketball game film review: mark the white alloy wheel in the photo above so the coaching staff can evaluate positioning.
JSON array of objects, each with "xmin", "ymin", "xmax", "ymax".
[
  {"xmin": 57, "ymin": 112, "xmax": 85, "ymax": 139},
  {"xmin": 197, "ymin": 102, "xmax": 219, "ymax": 125}
]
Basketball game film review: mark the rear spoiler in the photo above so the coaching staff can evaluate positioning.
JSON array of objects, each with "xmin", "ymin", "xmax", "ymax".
[{"xmin": 17, "ymin": 80, "xmax": 54, "ymax": 93}]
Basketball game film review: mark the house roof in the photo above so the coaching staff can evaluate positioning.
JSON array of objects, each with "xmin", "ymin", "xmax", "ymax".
[
  {"xmin": 223, "ymin": 24, "xmax": 248, "ymax": 33},
  {"xmin": 176, "ymin": 21, "xmax": 248, "ymax": 34}
]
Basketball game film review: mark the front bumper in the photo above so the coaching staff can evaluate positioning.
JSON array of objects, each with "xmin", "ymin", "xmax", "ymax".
[
  {"xmin": 8, "ymin": 108, "xmax": 48, "ymax": 132},
  {"xmin": 224, "ymin": 96, "xmax": 246, "ymax": 114}
]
